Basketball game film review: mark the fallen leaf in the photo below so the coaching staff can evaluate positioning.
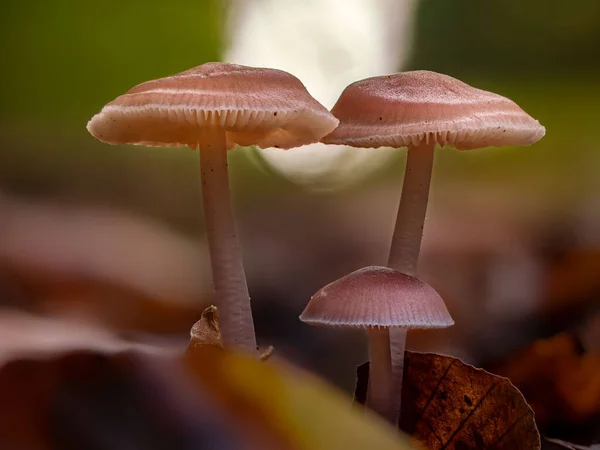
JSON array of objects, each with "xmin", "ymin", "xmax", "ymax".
[
  {"xmin": 355, "ymin": 351, "xmax": 540, "ymax": 449},
  {"xmin": 188, "ymin": 305, "xmax": 222, "ymax": 350},
  {"xmin": 186, "ymin": 305, "xmax": 274, "ymax": 361}
]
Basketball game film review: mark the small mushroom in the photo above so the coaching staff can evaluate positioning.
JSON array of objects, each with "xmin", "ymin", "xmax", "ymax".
[
  {"xmin": 322, "ymin": 70, "xmax": 545, "ymax": 417},
  {"xmin": 87, "ymin": 62, "xmax": 339, "ymax": 354},
  {"xmin": 300, "ymin": 266, "xmax": 453, "ymax": 424}
]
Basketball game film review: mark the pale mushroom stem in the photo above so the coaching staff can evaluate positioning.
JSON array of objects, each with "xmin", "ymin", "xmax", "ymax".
[
  {"xmin": 388, "ymin": 142, "xmax": 435, "ymax": 275},
  {"xmin": 387, "ymin": 142, "xmax": 435, "ymax": 424},
  {"xmin": 389, "ymin": 327, "xmax": 407, "ymax": 426},
  {"xmin": 366, "ymin": 328, "xmax": 395, "ymax": 424},
  {"xmin": 199, "ymin": 128, "xmax": 257, "ymax": 354}
]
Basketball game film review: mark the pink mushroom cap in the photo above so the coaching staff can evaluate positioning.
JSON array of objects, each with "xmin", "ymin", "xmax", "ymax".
[
  {"xmin": 300, "ymin": 266, "xmax": 453, "ymax": 329},
  {"xmin": 322, "ymin": 70, "xmax": 545, "ymax": 150},
  {"xmin": 87, "ymin": 62, "xmax": 339, "ymax": 150}
]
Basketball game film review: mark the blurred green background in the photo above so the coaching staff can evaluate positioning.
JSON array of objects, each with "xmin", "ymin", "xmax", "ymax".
[
  {"xmin": 0, "ymin": 0, "xmax": 228, "ymax": 234},
  {"xmin": 1, "ymin": 0, "xmax": 599, "ymax": 212}
]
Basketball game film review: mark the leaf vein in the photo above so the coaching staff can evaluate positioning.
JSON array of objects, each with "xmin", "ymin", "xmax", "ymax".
[
  {"xmin": 414, "ymin": 359, "xmax": 457, "ymax": 425},
  {"xmin": 441, "ymin": 381, "xmax": 500, "ymax": 449},
  {"xmin": 492, "ymin": 412, "xmax": 531, "ymax": 447}
]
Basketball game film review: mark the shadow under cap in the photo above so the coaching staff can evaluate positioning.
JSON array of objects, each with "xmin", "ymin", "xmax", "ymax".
[
  {"xmin": 87, "ymin": 62, "xmax": 339, "ymax": 151},
  {"xmin": 300, "ymin": 266, "xmax": 454, "ymax": 329},
  {"xmin": 322, "ymin": 70, "xmax": 545, "ymax": 150}
]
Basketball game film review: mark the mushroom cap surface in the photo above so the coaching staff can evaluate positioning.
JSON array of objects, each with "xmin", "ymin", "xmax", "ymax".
[
  {"xmin": 87, "ymin": 62, "xmax": 339, "ymax": 150},
  {"xmin": 300, "ymin": 266, "xmax": 453, "ymax": 329},
  {"xmin": 322, "ymin": 70, "xmax": 545, "ymax": 150}
]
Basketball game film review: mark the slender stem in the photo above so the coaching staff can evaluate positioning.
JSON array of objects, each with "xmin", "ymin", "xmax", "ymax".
[
  {"xmin": 389, "ymin": 328, "xmax": 407, "ymax": 426},
  {"xmin": 386, "ymin": 143, "xmax": 435, "ymax": 425},
  {"xmin": 366, "ymin": 328, "xmax": 395, "ymax": 424},
  {"xmin": 387, "ymin": 143, "xmax": 435, "ymax": 277},
  {"xmin": 199, "ymin": 129, "xmax": 257, "ymax": 354}
]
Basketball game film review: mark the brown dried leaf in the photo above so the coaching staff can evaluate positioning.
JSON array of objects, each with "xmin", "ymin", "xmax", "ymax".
[
  {"xmin": 355, "ymin": 351, "xmax": 540, "ymax": 449},
  {"xmin": 188, "ymin": 305, "xmax": 222, "ymax": 350},
  {"xmin": 186, "ymin": 305, "xmax": 274, "ymax": 361}
]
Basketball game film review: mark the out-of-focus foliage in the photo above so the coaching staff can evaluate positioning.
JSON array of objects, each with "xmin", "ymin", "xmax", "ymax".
[
  {"xmin": 0, "ymin": 311, "xmax": 414, "ymax": 450},
  {"xmin": 410, "ymin": 0, "xmax": 600, "ymax": 76},
  {"xmin": 406, "ymin": 0, "xmax": 600, "ymax": 192},
  {"xmin": 0, "ymin": 195, "xmax": 211, "ymax": 334},
  {"xmin": 543, "ymin": 248, "xmax": 600, "ymax": 317},
  {"xmin": 188, "ymin": 346, "xmax": 415, "ymax": 450},
  {"xmin": 488, "ymin": 333, "xmax": 600, "ymax": 446},
  {"xmin": 355, "ymin": 352, "xmax": 540, "ymax": 449},
  {"xmin": 0, "ymin": 0, "xmax": 224, "ymax": 124}
]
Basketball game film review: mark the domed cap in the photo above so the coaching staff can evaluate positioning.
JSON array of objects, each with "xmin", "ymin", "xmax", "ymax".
[
  {"xmin": 87, "ymin": 62, "xmax": 339, "ymax": 150},
  {"xmin": 300, "ymin": 266, "xmax": 453, "ymax": 328},
  {"xmin": 322, "ymin": 70, "xmax": 545, "ymax": 150}
]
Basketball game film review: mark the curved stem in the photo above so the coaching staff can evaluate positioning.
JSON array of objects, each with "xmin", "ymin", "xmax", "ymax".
[
  {"xmin": 387, "ymin": 143, "xmax": 435, "ymax": 277},
  {"xmin": 199, "ymin": 129, "xmax": 257, "ymax": 354},
  {"xmin": 366, "ymin": 328, "xmax": 395, "ymax": 424},
  {"xmin": 389, "ymin": 328, "xmax": 407, "ymax": 426}
]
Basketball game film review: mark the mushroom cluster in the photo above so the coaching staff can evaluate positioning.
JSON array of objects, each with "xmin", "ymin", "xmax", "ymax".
[
  {"xmin": 87, "ymin": 64, "xmax": 545, "ymax": 425},
  {"xmin": 307, "ymin": 70, "xmax": 545, "ymax": 425}
]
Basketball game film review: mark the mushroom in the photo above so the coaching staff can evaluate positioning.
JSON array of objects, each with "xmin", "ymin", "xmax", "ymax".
[
  {"xmin": 87, "ymin": 62, "xmax": 339, "ymax": 353},
  {"xmin": 322, "ymin": 70, "xmax": 545, "ymax": 418},
  {"xmin": 323, "ymin": 70, "xmax": 545, "ymax": 276},
  {"xmin": 300, "ymin": 266, "xmax": 453, "ymax": 423}
]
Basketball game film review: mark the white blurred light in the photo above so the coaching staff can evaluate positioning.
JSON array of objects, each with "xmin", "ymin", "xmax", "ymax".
[{"xmin": 225, "ymin": 0, "xmax": 418, "ymax": 189}]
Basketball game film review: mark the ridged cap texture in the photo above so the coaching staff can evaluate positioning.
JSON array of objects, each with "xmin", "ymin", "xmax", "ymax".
[
  {"xmin": 322, "ymin": 70, "xmax": 545, "ymax": 150},
  {"xmin": 300, "ymin": 266, "xmax": 454, "ymax": 329},
  {"xmin": 87, "ymin": 62, "xmax": 339, "ymax": 150}
]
